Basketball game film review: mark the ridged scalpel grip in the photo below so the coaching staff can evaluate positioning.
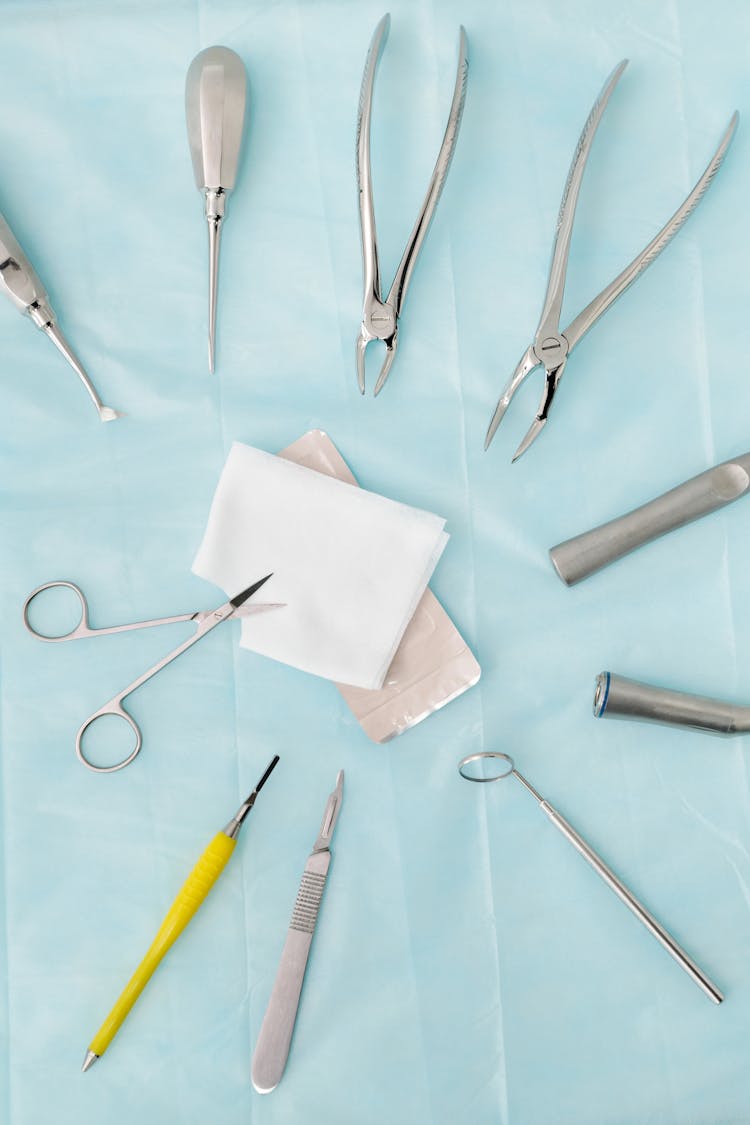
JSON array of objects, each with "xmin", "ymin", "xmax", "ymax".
[{"xmin": 251, "ymin": 849, "xmax": 331, "ymax": 1093}]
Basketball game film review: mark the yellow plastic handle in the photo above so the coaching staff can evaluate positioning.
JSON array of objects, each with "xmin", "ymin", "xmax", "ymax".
[{"xmin": 89, "ymin": 832, "xmax": 236, "ymax": 1058}]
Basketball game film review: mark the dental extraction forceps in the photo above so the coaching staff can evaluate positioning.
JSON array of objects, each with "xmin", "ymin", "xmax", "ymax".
[
  {"xmin": 459, "ymin": 751, "xmax": 723, "ymax": 1003},
  {"xmin": 0, "ymin": 211, "xmax": 120, "ymax": 422},
  {"xmin": 355, "ymin": 14, "xmax": 468, "ymax": 395},
  {"xmin": 484, "ymin": 61, "xmax": 738, "ymax": 460},
  {"xmin": 22, "ymin": 575, "xmax": 279, "ymax": 773}
]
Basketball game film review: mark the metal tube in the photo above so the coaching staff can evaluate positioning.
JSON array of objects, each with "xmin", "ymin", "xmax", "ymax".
[
  {"xmin": 550, "ymin": 455, "xmax": 750, "ymax": 586},
  {"xmin": 594, "ymin": 671, "xmax": 750, "ymax": 735},
  {"xmin": 539, "ymin": 798, "xmax": 723, "ymax": 1003}
]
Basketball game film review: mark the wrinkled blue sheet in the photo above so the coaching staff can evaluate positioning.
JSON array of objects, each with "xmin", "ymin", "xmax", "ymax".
[{"xmin": 2, "ymin": 1, "xmax": 750, "ymax": 1122}]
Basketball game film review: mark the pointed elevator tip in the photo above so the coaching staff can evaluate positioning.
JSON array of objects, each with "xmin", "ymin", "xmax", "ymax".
[{"xmin": 81, "ymin": 1049, "xmax": 99, "ymax": 1073}]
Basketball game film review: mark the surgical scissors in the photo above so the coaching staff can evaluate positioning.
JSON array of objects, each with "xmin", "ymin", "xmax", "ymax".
[
  {"xmin": 23, "ymin": 575, "xmax": 280, "ymax": 773},
  {"xmin": 355, "ymin": 14, "xmax": 468, "ymax": 396},
  {"xmin": 484, "ymin": 61, "xmax": 738, "ymax": 460}
]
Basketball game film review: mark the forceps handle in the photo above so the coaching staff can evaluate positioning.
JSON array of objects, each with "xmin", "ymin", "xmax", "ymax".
[
  {"xmin": 549, "ymin": 454, "xmax": 750, "ymax": 585},
  {"xmin": 540, "ymin": 800, "xmax": 723, "ymax": 1003},
  {"xmin": 385, "ymin": 25, "xmax": 468, "ymax": 319}
]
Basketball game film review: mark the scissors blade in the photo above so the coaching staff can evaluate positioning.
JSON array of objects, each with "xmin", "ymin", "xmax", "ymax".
[
  {"xmin": 232, "ymin": 602, "xmax": 285, "ymax": 618},
  {"xmin": 230, "ymin": 573, "xmax": 273, "ymax": 608}
]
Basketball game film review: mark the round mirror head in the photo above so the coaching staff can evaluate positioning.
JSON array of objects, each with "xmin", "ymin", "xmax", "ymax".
[{"xmin": 458, "ymin": 751, "xmax": 515, "ymax": 783}]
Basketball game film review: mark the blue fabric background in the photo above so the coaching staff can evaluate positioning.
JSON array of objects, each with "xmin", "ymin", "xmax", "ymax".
[{"xmin": 1, "ymin": 1, "xmax": 749, "ymax": 1122}]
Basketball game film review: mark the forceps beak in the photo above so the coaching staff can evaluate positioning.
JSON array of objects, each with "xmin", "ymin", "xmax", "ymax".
[
  {"xmin": 510, "ymin": 359, "xmax": 567, "ymax": 462},
  {"xmin": 484, "ymin": 345, "xmax": 539, "ymax": 451},
  {"xmin": 356, "ymin": 329, "xmax": 399, "ymax": 397},
  {"xmin": 356, "ymin": 329, "xmax": 368, "ymax": 394},
  {"xmin": 373, "ymin": 335, "xmax": 398, "ymax": 397}
]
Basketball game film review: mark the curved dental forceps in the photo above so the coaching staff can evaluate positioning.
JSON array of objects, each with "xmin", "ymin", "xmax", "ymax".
[
  {"xmin": 23, "ymin": 575, "xmax": 279, "ymax": 774},
  {"xmin": 459, "ymin": 750, "xmax": 723, "ymax": 1003},
  {"xmin": 484, "ymin": 60, "xmax": 738, "ymax": 460},
  {"xmin": 356, "ymin": 14, "xmax": 468, "ymax": 396}
]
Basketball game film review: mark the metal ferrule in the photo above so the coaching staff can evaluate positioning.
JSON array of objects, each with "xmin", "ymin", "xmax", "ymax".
[
  {"xmin": 222, "ymin": 792, "xmax": 257, "ymax": 839},
  {"xmin": 204, "ymin": 188, "xmax": 226, "ymax": 224},
  {"xmin": 27, "ymin": 299, "xmax": 55, "ymax": 330},
  {"xmin": 594, "ymin": 671, "xmax": 750, "ymax": 735}
]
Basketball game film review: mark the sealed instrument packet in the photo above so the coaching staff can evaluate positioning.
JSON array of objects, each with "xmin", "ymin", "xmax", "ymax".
[{"xmin": 279, "ymin": 431, "xmax": 480, "ymax": 742}]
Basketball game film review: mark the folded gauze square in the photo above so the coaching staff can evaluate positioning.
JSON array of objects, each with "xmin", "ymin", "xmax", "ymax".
[{"xmin": 193, "ymin": 442, "xmax": 449, "ymax": 689}]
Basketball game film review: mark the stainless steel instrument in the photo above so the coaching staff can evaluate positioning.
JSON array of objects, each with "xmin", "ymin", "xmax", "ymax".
[
  {"xmin": 355, "ymin": 14, "xmax": 468, "ymax": 396},
  {"xmin": 0, "ymin": 210, "xmax": 120, "ymax": 422},
  {"xmin": 595, "ymin": 671, "xmax": 750, "ymax": 735},
  {"xmin": 185, "ymin": 46, "xmax": 248, "ymax": 374},
  {"xmin": 551, "ymin": 453, "xmax": 750, "ymax": 585},
  {"xmin": 458, "ymin": 750, "xmax": 723, "ymax": 1003},
  {"xmin": 22, "ymin": 574, "xmax": 280, "ymax": 772},
  {"xmin": 252, "ymin": 769, "xmax": 344, "ymax": 1093},
  {"xmin": 484, "ymin": 62, "xmax": 737, "ymax": 460}
]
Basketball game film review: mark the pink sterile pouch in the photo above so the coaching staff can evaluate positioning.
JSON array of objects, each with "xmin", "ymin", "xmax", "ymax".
[{"xmin": 279, "ymin": 431, "xmax": 481, "ymax": 742}]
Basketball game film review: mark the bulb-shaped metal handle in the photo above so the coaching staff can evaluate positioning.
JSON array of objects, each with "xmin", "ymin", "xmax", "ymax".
[
  {"xmin": 185, "ymin": 45, "xmax": 248, "ymax": 374},
  {"xmin": 186, "ymin": 45, "xmax": 247, "ymax": 195}
]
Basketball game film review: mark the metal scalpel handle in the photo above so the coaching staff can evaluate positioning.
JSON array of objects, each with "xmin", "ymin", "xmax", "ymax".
[
  {"xmin": 550, "ymin": 453, "xmax": 750, "ymax": 585},
  {"xmin": 251, "ymin": 851, "xmax": 330, "ymax": 1094},
  {"xmin": 595, "ymin": 671, "xmax": 750, "ymax": 735}
]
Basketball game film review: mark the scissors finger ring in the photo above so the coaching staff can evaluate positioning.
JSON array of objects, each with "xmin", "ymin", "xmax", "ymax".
[{"xmin": 76, "ymin": 702, "xmax": 142, "ymax": 774}]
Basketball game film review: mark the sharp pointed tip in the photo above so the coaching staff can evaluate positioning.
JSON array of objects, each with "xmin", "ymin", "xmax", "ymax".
[
  {"xmin": 231, "ymin": 573, "xmax": 273, "ymax": 607},
  {"xmin": 512, "ymin": 417, "xmax": 545, "ymax": 462},
  {"xmin": 373, "ymin": 364, "xmax": 391, "ymax": 398},
  {"xmin": 81, "ymin": 1050, "xmax": 99, "ymax": 1073},
  {"xmin": 355, "ymin": 340, "xmax": 367, "ymax": 394},
  {"xmin": 255, "ymin": 754, "xmax": 280, "ymax": 795},
  {"xmin": 484, "ymin": 416, "xmax": 501, "ymax": 451}
]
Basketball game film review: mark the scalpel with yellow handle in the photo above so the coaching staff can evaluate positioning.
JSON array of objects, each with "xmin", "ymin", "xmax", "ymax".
[{"xmin": 82, "ymin": 755, "xmax": 279, "ymax": 1071}]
